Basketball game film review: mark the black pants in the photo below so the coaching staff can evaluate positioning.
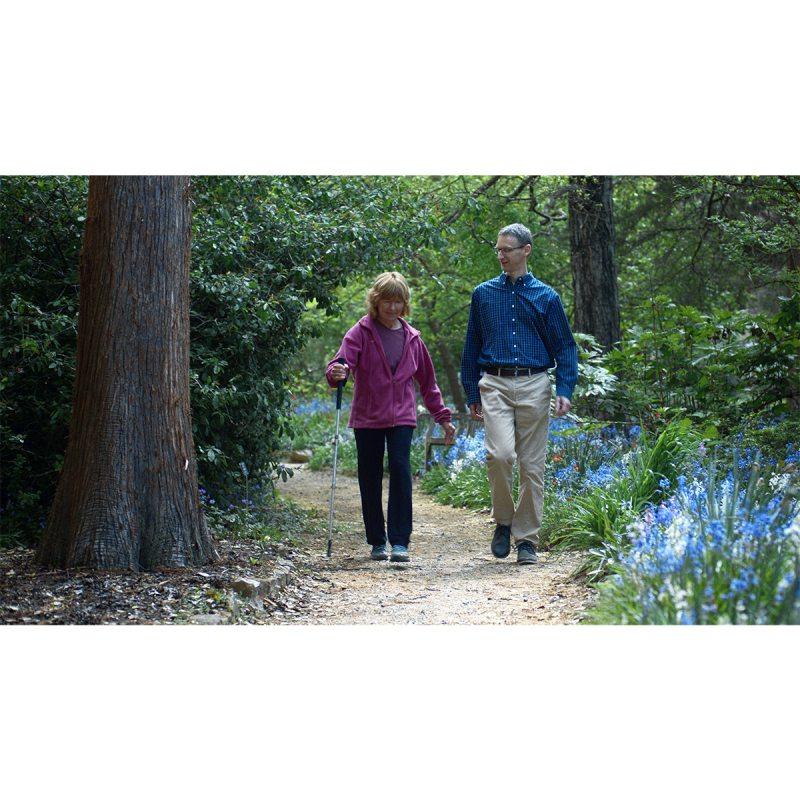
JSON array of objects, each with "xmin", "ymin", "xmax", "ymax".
[{"xmin": 354, "ymin": 426, "xmax": 414, "ymax": 547}]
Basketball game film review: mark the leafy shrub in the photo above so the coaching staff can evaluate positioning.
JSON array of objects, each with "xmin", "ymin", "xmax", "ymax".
[
  {"xmin": 200, "ymin": 483, "xmax": 313, "ymax": 546},
  {"xmin": 603, "ymin": 295, "xmax": 800, "ymax": 431},
  {"xmin": 1, "ymin": 177, "xmax": 86, "ymax": 545},
  {"xmin": 735, "ymin": 416, "xmax": 800, "ymax": 465}
]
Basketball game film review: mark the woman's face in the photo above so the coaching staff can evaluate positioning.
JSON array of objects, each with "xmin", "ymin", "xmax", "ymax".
[{"xmin": 377, "ymin": 295, "xmax": 405, "ymax": 327}]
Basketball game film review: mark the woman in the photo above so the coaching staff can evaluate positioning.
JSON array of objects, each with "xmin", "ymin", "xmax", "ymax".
[{"xmin": 326, "ymin": 272, "xmax": 456, "ymax": 563}]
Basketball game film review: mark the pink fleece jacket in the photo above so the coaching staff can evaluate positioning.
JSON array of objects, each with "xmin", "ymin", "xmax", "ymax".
[{"xmin": 326, "ymin": 315, "xmax": 452, "ymax": 429}]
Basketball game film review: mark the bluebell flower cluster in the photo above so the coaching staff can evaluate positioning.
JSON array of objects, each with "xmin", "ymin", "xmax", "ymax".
[
  {"xmin": 546, "ymin": 420, "xmax": 639, "ymax": 499},
  {"xmin": 198, "ymin": 486, "xmax": 215, "ymax": 506},
  {"xmin": 426, "ymin": 417, "xmax": 644, "ymax": 500},
  {"xmin": 608, "ymin": 454, "xmax": 800, "ymax": 624},
  {"xmin": 294, "ymin": 398, "xmax": 336, "ymax": 415},
  {"xmin": 432, "ymin": 428, "xmax": 487, "ymax": 475}
]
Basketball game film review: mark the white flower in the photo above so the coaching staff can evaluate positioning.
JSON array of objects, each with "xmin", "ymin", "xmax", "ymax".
[{"xmin": 769, "ymin": 473, "xmax": 790, "ymax": 492}]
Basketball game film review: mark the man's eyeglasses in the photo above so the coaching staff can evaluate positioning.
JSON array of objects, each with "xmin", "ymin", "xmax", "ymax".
[{"xmin": 493, "ymin": 245, "xmax": 526, "ymax": 255}]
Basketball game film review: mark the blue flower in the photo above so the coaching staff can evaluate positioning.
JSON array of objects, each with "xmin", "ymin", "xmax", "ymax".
[{"xmin": 707, "ymin": 519, "xmax": 725, "ymax": 547}]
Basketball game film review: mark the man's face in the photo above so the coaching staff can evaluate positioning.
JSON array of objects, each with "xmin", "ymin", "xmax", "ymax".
[{"xmin": 495, "ymin": 234, "xmax": 530, "ymax": 274}]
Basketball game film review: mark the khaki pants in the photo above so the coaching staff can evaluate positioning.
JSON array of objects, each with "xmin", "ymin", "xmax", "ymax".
[{"xmin": 479, "ymin": 371, "xmax": 551, "ymax": 545}]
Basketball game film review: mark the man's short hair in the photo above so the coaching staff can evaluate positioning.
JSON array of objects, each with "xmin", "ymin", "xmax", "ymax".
[{"xmin": 499, "ymin": 223, "xmax": 532, "ymax": 247}]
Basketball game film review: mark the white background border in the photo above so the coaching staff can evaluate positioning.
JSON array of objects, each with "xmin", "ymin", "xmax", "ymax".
[{"xmin": 3, "ymin": 2, "xmax": 799, "ymax": 796}]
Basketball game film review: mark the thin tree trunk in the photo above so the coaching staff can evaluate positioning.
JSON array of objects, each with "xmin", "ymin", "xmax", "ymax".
[
  {"xmin": 428, "ymin": 316, "xmax": 466, "ymax": 411},
  {"xmin": 37, "ymin": 176, "xmax": 216, "ymax": 570},
  {"xmin": 412, "ymin": 279, "xmax": 466, "ymax": 411},
  {"xmin": 569, "ymin": 175, "xmax": 621, "ymax": 350}
]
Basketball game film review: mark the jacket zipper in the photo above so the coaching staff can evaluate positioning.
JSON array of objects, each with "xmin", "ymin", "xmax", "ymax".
[{"xmin": 365, "ymin": 320, "xmax": 415, "ymax": 428}]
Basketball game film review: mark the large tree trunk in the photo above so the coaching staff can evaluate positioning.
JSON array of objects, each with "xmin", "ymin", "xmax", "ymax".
[
  {"xmin": 37, "ymin": 176, "xmax": 216, "ymax": 571},
  {"xmin": 568, "ymin": 175, "xmax": 621, "ymax": 350}
]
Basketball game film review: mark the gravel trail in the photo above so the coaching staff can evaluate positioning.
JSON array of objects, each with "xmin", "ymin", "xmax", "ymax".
[{"xmin": 274, "ymin": 464, "xmax": 595, "ymax": 624}]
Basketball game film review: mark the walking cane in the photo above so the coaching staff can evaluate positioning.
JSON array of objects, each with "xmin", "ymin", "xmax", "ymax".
[{"xmin": 327, "ymin": 358, "xmax": 347, "ymax": 557}]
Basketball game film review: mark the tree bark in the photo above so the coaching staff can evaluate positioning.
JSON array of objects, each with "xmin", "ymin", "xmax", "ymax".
[
  {"xmin": 568, "ymin": 176, "xmax": 621, "ymax": 350},
  {"xmin": 37, "ymin": 176, "xmax": 216, "ymax": 570}
]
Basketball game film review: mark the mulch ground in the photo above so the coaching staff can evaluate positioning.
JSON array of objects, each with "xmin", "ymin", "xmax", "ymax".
[{"xmin": 0, "ymin": 537, "xmax": 300, "ymax": 625}]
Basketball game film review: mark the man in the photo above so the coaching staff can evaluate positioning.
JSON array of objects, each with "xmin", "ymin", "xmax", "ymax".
[{"xmin": 461, "ymin": 223, "xmax": 578, "ymax": 565}]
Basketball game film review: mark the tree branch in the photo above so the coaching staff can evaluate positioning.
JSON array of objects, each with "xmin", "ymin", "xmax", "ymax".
[
  {"xmin": 440, "ymin": 176, "xmax": 503, "ymax": 226},
  {"xmin": 779, "ymin": 176, "xmax": 800, "ymax": 204}
]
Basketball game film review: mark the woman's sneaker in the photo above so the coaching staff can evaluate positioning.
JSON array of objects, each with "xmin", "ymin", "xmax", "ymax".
[
  {"xmin": 370, "ymin": 544, "xmax": 388, "ymax": 561},
  {"xmin": 390, "ymin": 544, "xmax": 410, "ymax": 563}
]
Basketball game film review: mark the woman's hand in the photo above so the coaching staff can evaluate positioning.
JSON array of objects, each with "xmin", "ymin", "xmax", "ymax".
[
  {"xmin": 442, "ymin": 421, "xmax": 457, "ymax": 445},
  {"xmin": 330, "ymin": 363, "xmax": 349, "ymax": 383}
]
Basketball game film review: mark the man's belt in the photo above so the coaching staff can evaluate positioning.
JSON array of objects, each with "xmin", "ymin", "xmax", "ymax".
[{"xmin": 482, "ymin": 365, "xmax": 548, "ymax": 377}]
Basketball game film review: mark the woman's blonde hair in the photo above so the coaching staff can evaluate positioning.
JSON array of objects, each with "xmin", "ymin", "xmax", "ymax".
[{"xmin": 366, "ymin": 271, "xmax": 411, "ymax": 319}]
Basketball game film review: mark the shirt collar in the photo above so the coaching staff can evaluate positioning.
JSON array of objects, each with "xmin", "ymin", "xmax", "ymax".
[{"xmin": 501, "ymin": 271, "xmax": 533, "ymax": 286}]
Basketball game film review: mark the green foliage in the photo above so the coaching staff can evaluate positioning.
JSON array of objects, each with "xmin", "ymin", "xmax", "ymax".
[
  {"xmin": 737, "ymin": 417, "xmax": 800, "ymax": 463},
  {"xmin": 283, "ymin": 406, "xmax": 341, "ymax": 453},
  {"xmin": 308, "ymin": 437, "xmax": 358, "ymax": 475},
  {"xmin": 420, "ymin": 462, "xmax": 494, "ymax": 510},
  {"xmin": 570, "ymin": 332, "xmax": 619, "ymax": 413},
  {"xmin": 1, "ymin": 177, "xmax": 86, "ymax": 544},
  {"xmin": 614, "ymin": 176, "xmax": 798, "ymax": 317},
  {"xmin": 600, "ymin": 295, "xmax": 800, "ymax": 430},
  {"xmin": 202, "ymin": 487, "xmax": 313, "ymax": 548}
]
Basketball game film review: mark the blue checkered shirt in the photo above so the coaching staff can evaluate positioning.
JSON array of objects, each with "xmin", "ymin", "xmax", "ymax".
[{"xmin": 460, "ymin": 271, "xmax": 578, "ymax": 406}]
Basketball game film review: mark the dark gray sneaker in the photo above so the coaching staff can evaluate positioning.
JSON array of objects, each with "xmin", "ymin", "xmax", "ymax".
[
  {"xmin": 370, "ymin": 544, "xmax": 388, "ymax": 561},
  {"xmin": 491, "ymin": 524, "xmax": 512, "ymax": 559},
  {"xmin": 390, "ymin": 544, "xmax": 410, "ymax": 563},
  {"xmin": 516, "ymin": 540, "xmax": 538, "ymax": 565}
]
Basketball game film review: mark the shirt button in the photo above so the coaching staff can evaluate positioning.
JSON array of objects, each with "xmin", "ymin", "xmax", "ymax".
[{"xmin": 513, "ymin": 344, "xmax": 517, "ymax": 348}]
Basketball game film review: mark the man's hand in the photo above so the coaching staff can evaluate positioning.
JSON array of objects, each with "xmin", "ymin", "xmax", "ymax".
[
  {"xmin": 554, "ymin": 395, "xmax": 571, "ymax": 417},
  {"xmin": 442, "ymin": 421, "xmax": 457, "ymax": 445},
  {"xmin": 469, "ymin": 403, "xmax": 484, "ymax": 422}
]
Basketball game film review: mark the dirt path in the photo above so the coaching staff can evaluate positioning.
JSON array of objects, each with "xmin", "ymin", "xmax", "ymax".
[{"xmin": 275, "ymin": 464, "xmax": 595, "ymax": 624}]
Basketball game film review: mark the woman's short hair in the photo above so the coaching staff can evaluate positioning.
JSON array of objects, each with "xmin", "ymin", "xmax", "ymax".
[{"xmin": 366, "ymin": 271, "xmax": 411, "ymax": 319}]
